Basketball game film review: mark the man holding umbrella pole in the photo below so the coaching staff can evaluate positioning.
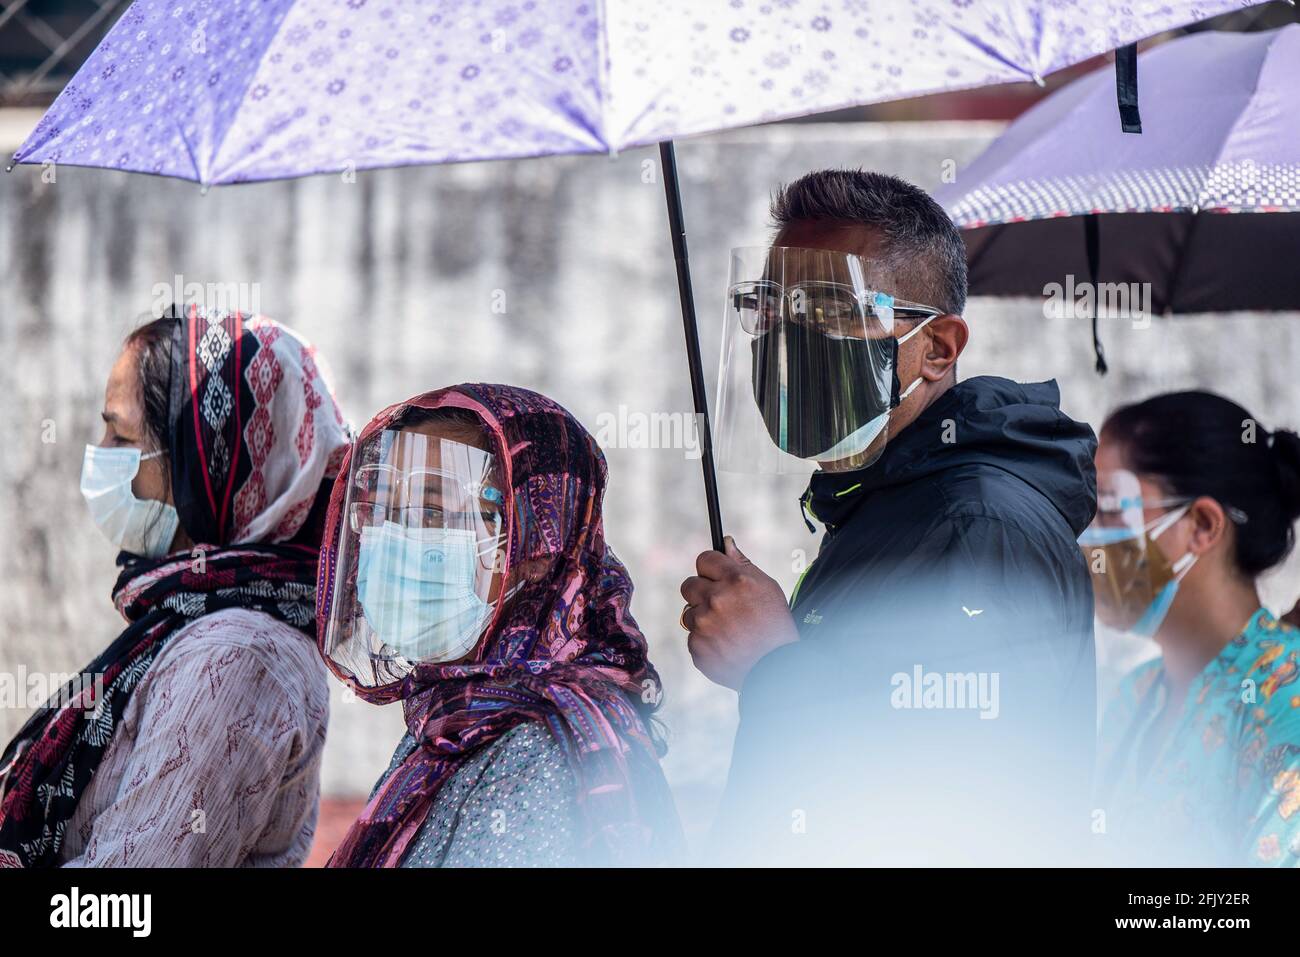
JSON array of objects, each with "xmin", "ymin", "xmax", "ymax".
[{"xmin": 681, "ymin": 169, "xmax": 1100, "ymax": 866}]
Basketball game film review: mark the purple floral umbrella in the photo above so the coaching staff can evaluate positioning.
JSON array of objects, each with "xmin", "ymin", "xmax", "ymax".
[
  {"xmin": 10, "ymin": 0, "xmax": 1260, "ymax": 545},
  {"xmin": 936, "ymin": 25, "xmax": 1300, "ymax": 371}
]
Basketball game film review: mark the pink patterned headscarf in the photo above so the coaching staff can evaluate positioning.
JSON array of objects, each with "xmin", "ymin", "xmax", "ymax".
[
  {"xmin": 317, "ymin": 384, "xmax": 682, "ymax": 867},
  {"xmin": 0, "ymin": 307, "xmax": 350, "ymax": 868},
  {"xmin": 168, "ymin": 305, "xmax": 351, "ymax": 546}
]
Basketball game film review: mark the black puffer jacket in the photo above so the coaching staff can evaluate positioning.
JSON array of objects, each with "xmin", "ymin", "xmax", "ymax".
[{"xmin": 712, "ymin": 376, "xmax": 1098, "ymax": 865}]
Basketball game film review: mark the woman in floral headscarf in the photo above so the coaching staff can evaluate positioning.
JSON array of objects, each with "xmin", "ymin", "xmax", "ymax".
[
  {"xmin": 0, "ymin": 305, "xmax": 350, "ymax": 867},
  {"xmin": 318, "ymin": 384, "xmax": 683, "ymax": 867}
]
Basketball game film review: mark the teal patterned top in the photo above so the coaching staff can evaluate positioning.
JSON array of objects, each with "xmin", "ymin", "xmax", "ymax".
[{"xmin": 1097, "ymin": 607, "xmax": 1300, "ymax": 866}]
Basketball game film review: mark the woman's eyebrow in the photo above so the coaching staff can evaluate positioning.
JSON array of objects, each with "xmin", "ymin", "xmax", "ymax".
[
  {"xmin": 101, "ymin": 409, "xmax": 135, "ymax": 436},
  {"xmin": 412, "ymin": 484, "xmax": 448, "ymax": 506}
]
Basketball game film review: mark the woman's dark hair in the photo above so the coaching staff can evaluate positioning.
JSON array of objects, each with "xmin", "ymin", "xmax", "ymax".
[
  {"xmin": 1103, "ymin": 390, "xmax": 1300, "ymax": 576},
  {"xmin": 118, "ymin": 316, "xmax": 181, "ymax": 546},
  {"xmin": 390, "ymin": 405, "xmax": 498, "ymax": 471},
  {"xmin": 123, "ymin": 316, "xmax": 178, "ymax": 453},
  {"xmin": 393, "ymin": 404, "xmax": 485, "ymax": 436}
]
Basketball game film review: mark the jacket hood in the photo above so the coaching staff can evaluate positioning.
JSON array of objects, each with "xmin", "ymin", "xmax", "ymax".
[{"xmin": 804, "ymin": 376, "xmax": 1097, "ymax": 535}]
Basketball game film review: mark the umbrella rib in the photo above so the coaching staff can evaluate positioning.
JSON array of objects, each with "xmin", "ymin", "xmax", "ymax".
[
  {"xmin": 595, "ymin": 0, "xmax": 612, "ymax": 150},
  {"xmin": 965, "ymin": 221, "xmax": 1006, "ymax": 279},
  {"xmin": 509, "ymin": 58, "xmax": 608, "ymax": 153},
  {"xmin": 175, "ymin": 118, "xmax": 203, "ymax": 185},
  {"xmin": 1196, "ymin": 29, "xmax": 1280, "ymax": 211},
  {"xmin": 1163, "ymin": 211, "xmax": 1202, "ymax": 315},
  {"xmin": 946, "ymin": 24, "xmax": 1041, "ymax": 84},
  {"xmin": 204, "ymin": 6, "xmax": 299, "ymax": 185}
]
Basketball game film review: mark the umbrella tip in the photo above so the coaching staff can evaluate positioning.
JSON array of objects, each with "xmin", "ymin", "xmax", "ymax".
[{"xmin": 1031, "ymin": 72, "xmax": 1045, "ymax": 88}]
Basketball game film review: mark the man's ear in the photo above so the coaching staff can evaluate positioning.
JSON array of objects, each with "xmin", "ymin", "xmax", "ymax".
[{"xmin": 919, "ymin": 315, "xmax": 967, "ymax": 383}]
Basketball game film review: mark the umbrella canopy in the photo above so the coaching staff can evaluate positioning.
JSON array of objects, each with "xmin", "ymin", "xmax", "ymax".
[
  {"xmin": 938, "ymin": 25, "xmax": 1300, "ymax": 315},
  {"xmin": 12, "ymin": 0, "xmax": 1262, "ymax": 185},
  {"xmin": 10, "ymin": 0, "xmax": 1263, "ymax": 548}
]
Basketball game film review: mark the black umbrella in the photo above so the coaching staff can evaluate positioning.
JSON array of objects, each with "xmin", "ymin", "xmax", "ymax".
[{"xmin": 938, "ymin": 26, "xmax": 1300, "ymax": 372}]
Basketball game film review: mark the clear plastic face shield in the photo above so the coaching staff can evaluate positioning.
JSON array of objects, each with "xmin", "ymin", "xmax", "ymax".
[
  {"xmin": 714, "ymin": 246, "xmax": 940, "ymax": 474},
  {"xmin": 1078, "ymin": 469, "xmax": 1194, "ymax": 632},
  {"xmin": 321, "ymin": 428, "xmax": 508, "ymax": 689}
]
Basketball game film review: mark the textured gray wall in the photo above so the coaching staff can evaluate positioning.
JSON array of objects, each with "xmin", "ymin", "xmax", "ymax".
[{"xmin": 3, "ymin": 118, "xmax": 1299, "ymax": 841}]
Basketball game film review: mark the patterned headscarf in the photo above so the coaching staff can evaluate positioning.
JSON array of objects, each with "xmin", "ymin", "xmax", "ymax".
[
  {"xmin": 0, "ymin": 307, "xmax": 350, "ymax": 868},
  {"xmin": 319, "ymin": 384, "xmax": 682, "ymax": 867},
  {"xmin": 167, "ymin": 305, "xmax": 350, "ymax": 545}
]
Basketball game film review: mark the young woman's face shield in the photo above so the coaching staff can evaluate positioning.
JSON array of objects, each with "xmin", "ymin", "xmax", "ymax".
[
  {"xmin": 321, "ymin": 428, "xmax": 507, "ymax": 688},
  {"xmin": 1078, "ymin": 469, "xmax": 1188, "ymax": 631},
  {"xmin": 714, "ymin": 246, "xmax": 938, "ymax": 474}
]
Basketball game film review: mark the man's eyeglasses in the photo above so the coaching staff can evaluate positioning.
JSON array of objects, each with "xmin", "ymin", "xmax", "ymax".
[{"xmin": 731, "ymin": 280, "xmax": 943, "ymax": 337}]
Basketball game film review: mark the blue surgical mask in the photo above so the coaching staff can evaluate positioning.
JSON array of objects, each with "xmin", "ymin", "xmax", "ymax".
[
  {"xmin": 1131, "ymin": 548, "xmax": 1197, "ymax": 638},
  {"xmin": 1130, "ymin": 504, "xmax": 1197, "ymax": 638},
  {"xmin": 1081, "ymin": 503, "xmax": 1196, "ymax": 638},
  {"xmin": 80, "ymin": 444, "xmax": 180, "ymax": 558},
  {"xmin": 355, "ymin": 521, "xmax": 496, "ymax": 663}
]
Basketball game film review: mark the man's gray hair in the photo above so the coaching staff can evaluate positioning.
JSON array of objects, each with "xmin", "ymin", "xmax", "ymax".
[{"xmin": 770, "ymin": 169, "xmax": 968, "ymax": 316}]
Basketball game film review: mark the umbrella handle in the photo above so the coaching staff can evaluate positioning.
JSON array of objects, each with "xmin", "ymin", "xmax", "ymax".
[{"xmin": 659, "ymin": 140, "xmax": 726, "ymax": 553}]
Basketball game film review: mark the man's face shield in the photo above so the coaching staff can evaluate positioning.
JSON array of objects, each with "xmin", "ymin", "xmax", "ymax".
[
  {"xmin": 321, "ymin": 428, "xmax": 507, "ymax": 689},
  {"xmin": 714, "ymin": 245, "xmax": 941, "ymax": 474}
]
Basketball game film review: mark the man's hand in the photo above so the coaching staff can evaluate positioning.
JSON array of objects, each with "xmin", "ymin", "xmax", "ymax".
[{"xmin": 680, "ymin": 536, "xmax": 800, "ymax": 691}]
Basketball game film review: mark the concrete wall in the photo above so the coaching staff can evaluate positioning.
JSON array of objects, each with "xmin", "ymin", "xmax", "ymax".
[{"xmin": 3, "ymin": 117, "xmax": 1299, "ymax": 842}]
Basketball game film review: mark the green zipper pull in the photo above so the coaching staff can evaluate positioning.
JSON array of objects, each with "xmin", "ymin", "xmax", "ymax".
[{"xmin": 799, "ymin": 490, "xmax": 818, "ymax": 533}]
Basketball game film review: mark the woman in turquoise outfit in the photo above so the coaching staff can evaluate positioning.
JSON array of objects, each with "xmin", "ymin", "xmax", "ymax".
[{"xmin": 1087, "ymin": 391, "xmax": 1300, "ymax": 866}]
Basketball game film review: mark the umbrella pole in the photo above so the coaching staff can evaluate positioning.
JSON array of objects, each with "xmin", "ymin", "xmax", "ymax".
[{"xmin": 659, "ymin": 140, "xmax": 725, "ymax": 552}]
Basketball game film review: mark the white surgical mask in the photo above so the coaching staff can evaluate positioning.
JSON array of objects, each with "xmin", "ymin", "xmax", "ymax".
[
  {"xmin": 80, "ymin": 444, "xmax": 180, "ymax": 558},
  {"xmin": 355, "ymin": 521, "xmax": 496, "ymax": 663}
]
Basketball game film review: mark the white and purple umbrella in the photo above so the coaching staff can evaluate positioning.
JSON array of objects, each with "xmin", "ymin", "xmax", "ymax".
[
  {"xmin": 10, "ymin": 0, "xmax": 1261, "ymax": 542},
  {"xmin": 937, "ymin": 25, "xmax": 1300, "ymax": 368}
]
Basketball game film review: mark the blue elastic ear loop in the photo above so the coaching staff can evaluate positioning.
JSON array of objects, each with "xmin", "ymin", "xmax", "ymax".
[
  {"xmin": 1132, "ymin": 579, "xmax": 1179, "ymax": 638},
  {"xmin": 1078, "ymin": 526, "xmax": 1139, "ymax": 546}
]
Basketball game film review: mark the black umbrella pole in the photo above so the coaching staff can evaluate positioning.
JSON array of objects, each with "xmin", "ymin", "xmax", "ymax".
[{"xmin": 659, "ymin": 140, "xmax": 726, "ymax": 552}]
